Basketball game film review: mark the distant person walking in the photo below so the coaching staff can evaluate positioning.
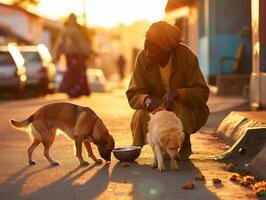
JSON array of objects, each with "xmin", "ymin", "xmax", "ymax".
[
  {"xmin": 53, "ymin": 13, "xmax": 91, "ymax": 98},
  {"xmin": 116, "ymin": 54, "xmax": 126, "ymax": 81}
]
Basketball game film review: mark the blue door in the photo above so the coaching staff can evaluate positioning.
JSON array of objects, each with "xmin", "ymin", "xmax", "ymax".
[{"xmin": 208, "ymin": 0, "xmax": 251, "ymax": 84}]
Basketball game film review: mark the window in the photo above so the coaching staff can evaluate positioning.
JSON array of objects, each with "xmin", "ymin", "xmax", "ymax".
[
  {"xmin": 0, "ymin": 52, "xmax": 16, "ymax": 67},
  {"xmin": 21, "ymin": 51, "xmax": 41, "ymax": 64}
]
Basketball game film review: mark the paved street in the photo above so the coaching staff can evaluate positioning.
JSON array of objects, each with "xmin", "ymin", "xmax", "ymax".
[{"xmin": 0, "ymin": 91, "xmax": 257, "ymax": 200}]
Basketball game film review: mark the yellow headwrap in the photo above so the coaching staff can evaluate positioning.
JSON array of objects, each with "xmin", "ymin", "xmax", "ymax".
[{"xmin": 146, "ymin": 21, "xmax": 182, "ymax": 52}]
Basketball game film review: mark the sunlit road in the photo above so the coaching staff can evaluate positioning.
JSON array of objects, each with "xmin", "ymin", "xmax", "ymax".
[{"xmin": 0, "ymin": 91, "xmax": 255, "ymax": 200}]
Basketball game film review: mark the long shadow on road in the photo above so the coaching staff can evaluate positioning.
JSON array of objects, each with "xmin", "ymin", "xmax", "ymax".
[
  {"xmin": 0, "ymin": 165, "xmax": 56, "ymax": 200},
  {"xmin": 0, "ymin": 164, "xmax": 110, "ymax": 200},
  {"xmin": 1, "ymin": 161, "xmax": 221, "ymax": 200},
  {"xmin": 110, "ymin": 160, "xmax": 220, "ymax": 200},
  {"xmin": 202, "ymin": 102, "xmax": 249, "ymax": 133},
  {"xmin": 23, "ymin": 164, "xmax": 109, "ymax": 200}
]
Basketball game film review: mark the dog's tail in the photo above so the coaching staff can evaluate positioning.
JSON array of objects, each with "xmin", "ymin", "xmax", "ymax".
[{"xmin": 10, "ymin": 114, "xmax": 34, "ymax": 129}]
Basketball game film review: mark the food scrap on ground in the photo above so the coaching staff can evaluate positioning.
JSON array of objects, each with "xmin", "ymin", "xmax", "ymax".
[
  {"xmin": 252, "ymin": 181, "xmax": 266, "ymax": 197},
  {"xmin": 181, "ymin": 182, "xmax": 195, "ymax": 190},
  {"xmin": 228, "ymin": 173, "xmax": 241, "ymax": 181},
  {"xmin": 212, "ymin": 178, "xmax": 222, "ymax": 184},
  {"xmin": 240, "ymin": 180, "xmax": 252, "ymax": 187},
  {"xmin": 122, "ymin": 162, "xmax": 129, "ymax": 167},
  {"xmin": 240, "ymin": 175, "xmax": 255, "ymax": 187},
  {"xmin": 243, "ymin": 175, "xmax": 255, "ymax": 182},
  {"xmin": 180, "ymin": 174, "xmax": 204, "ymax": 190},
  {"xmin": 194, "ymin": 173, "xmax": 205, "ymax": 181}
]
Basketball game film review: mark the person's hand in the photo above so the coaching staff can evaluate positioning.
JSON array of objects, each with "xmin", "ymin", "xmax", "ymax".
[
  {"xmin": 162, "ymin": 90, "xmax": 179, "ymax": 111},
  {"xmin": 144, "ymin": 96, "xmax": 160, "ymax": 112}
]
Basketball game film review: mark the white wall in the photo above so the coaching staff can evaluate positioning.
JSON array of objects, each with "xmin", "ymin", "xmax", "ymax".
[
  {"xmin": 0, "ymin": 10, "xmax": 27, "ymax": 37},
  {"xmin": 26, "ymin": 16, "xmax": 42, "ymax": 43},
  {"xmin": 0, "ymin": 6, "xmax": 42, "ymax": 43},
  {"xmin": 42, "ymin": 30, "xmax": 51, "ymax": 50}
]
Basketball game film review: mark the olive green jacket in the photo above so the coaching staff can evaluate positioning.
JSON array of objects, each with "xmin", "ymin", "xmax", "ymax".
[{"xmin": 126, "ymin": 43, "xmax": 210, "ymax": 133}]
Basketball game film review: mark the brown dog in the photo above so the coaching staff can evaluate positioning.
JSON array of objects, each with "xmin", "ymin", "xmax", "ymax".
[{"xmin": 10, "ymin": 102, "xmax": 115, "ymax": 166}]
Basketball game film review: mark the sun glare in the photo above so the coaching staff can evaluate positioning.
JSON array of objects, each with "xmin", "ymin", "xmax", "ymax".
[{"xmin": 35, "ymin": 0, "xmax": 167, "ymax": 28}]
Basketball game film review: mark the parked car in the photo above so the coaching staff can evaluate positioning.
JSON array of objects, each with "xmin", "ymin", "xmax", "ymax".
[
  {"xmin": 16, "ymin": 44, "xmax": 56, "ymax": 95},
  {"xmin": 0, "ymin": 44, "xmax": 27, "ymax": 97},
  {"xmin": 87, "ymin": 68, "xmax": 107, "ymax": 92}
]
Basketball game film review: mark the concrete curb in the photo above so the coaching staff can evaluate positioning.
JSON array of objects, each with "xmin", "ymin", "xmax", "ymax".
[
  {"xmin": 216, "ymin": 111, "xmax": 266, "ymax": 179},
  {"xmin": 248, "ymin": 145, "xmax": 266, "ymax": 180},
  {"xmin": 216, "ymin": 128, "xmax": 266, "ymax": 159},
  {"xmin": 217, "ymin": 111, "xmax": 266, "ymax": 145}
]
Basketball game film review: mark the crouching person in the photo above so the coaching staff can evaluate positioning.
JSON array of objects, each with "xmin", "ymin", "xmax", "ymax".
[{"xmin": 126, "ymin": 21, "xmax": 210, "ymax": 160}]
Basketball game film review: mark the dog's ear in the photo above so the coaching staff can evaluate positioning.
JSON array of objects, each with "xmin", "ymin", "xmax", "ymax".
[
  {"xmin": 110, "ymin": 135, "xmax": 115, "ymax": 144},
  {"xmin": 94, "ymin": 137, "xmax": 107, "ymax": 147},
  {"xmin": 76, "ymin": 111, "xmax": 97, "ymax": 135},
  {"xmin": 108, "ymin": 135, "xmax": 115, "ymax": 149}
]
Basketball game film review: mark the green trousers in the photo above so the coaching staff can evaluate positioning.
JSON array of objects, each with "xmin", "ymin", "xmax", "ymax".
[{"xmin": 130, "ymin": 110, "xmax": 150, "ymax": 147}]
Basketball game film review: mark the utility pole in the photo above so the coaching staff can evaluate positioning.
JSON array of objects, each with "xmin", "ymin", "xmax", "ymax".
[{"xmin": 83, "ymin": 0, "xmax": 87, "ymax": 27}]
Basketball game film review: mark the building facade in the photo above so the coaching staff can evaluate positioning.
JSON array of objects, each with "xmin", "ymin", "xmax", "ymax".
[
  {"xmin": 165, "ymin": 0, "xmax": 252, "ymax": 85},
  {"xmin": 250, "ymin": 0, "xmax": 266, "ymax": 109},
  {"xmin": 0, "ymin": 3, "xmax": 62, "ymax": 50}
]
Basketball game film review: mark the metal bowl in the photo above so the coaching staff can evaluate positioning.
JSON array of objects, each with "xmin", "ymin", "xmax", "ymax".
[{"xmin": 113, "ymin": 146, "xmax": 142, "ymax": 162}]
